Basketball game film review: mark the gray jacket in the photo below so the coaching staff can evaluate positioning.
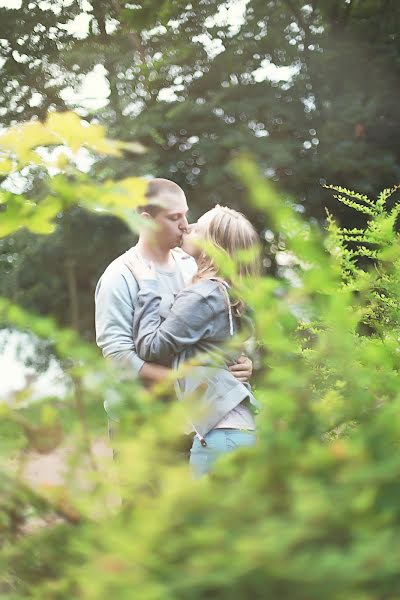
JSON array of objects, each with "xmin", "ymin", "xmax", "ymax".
[{"xmin": 133, "ymin": 278, "xmax": 258, "ymax": 437}]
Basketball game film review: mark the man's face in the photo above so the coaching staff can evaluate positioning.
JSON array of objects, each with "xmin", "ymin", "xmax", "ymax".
[{"xmin": 150, "ymin": 192, "xmax": 189, "ymax": 250}]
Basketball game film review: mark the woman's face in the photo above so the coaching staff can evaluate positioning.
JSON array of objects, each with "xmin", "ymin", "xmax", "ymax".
[{"xmin": 182, "ymin": 210, "xmax": 214, "ymax": 258}]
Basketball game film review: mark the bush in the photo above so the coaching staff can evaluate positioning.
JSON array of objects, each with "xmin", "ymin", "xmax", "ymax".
[{"xmin": 1, "ymin": 115, "xmax": 400, "ymax": 599}]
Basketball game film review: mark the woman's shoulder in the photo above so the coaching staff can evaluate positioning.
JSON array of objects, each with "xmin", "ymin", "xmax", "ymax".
[
  {"xmin": 185, "ymin": 278, "xmax": 225, "ymax": 297},
  {"xmin": 179, "ymin": 279, "xmax": 228, "ymax": 313}
]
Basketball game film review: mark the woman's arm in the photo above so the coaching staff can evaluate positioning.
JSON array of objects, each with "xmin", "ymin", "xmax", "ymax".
[
  {"xmin": 126, "ymin": 254, "xmax": 253, "ymax": 379},
  {"xmin": 133, "ymin": 280, "xmax": 215, "ymax": 364}
]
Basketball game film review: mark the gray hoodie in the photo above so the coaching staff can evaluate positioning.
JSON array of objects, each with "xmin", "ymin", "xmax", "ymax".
[
  {"xmin": 95, "ymin": 247, "xmax": 197, "ymax": 419},
  {"xmin": 133, "ymin": 278, "xmax": 258, "ymax": 437}
]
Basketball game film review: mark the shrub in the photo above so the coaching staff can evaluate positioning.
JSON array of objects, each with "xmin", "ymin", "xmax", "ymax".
[{"xmin": 1, "ymin": 115, "xmax": 400, "ymax": 599}]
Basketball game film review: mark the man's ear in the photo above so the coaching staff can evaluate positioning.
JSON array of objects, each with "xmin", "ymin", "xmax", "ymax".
[{"xmin": 140, "ymin": 212, "xmax": 152, "ymax": 220}]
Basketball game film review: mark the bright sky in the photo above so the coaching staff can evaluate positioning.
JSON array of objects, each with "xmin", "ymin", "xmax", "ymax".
[
  {"xmin": 0, "ymin": 0, "xmax": 20, "ymax": 6},
  {"xmin": 0, "ymin": 330, "xmax": 68, "ymax": 401},
  {"xmin": 1, "ymin": 0, "xmax": 296, "ymax": 112}
]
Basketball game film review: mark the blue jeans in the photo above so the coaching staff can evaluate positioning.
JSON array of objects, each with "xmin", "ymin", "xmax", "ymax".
[{"xmin": 189, "ymin": 428, "xmax": 257, "ymax": 477}]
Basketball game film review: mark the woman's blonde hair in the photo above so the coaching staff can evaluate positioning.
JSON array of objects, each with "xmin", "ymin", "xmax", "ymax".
[{"xmin": 194, "ymin": 205, "xmax": 261, "ymax": 314}]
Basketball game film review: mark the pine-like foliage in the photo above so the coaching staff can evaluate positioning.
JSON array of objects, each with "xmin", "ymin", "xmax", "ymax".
[{"xmin": 325, "ymin": 184, "xmax": 400, "ymax": 332}]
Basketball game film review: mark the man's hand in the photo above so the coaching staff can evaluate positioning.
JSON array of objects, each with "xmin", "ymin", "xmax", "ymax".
[
  {"xmin": 139, "ymin": 362, "xmax": 171, "ymax": 386},
  {"xmin": 229, "ymin": 355, "xmax": 253, "ymax": 383}
]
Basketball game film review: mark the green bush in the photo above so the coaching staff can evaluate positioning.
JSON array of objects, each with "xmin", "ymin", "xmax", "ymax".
[{"xmin": 1, "ymin": 114, "xmax": 400, "ymax": 599}]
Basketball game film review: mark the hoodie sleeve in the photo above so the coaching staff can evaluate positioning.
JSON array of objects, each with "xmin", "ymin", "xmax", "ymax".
[
  {"xmin": 95, "ymin": 266, "xmax": 145, "ymax": 375},
  {"xmin": 133, "ymin": 280, "xmax": 215, "ymax": 365}
]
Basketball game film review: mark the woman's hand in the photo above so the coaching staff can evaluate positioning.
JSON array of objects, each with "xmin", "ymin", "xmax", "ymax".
[
  {"xmin": 229, "ymin": 355, "xmax": 253, "ymax": 383},
  {"xmin": 126, "ymin": 252, "xmax": 156, "ymax": 282}
]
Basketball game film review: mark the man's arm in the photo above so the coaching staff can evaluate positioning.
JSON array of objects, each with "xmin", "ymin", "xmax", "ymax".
[
  {"xmin": 139, "ymin": 363, "xmax": 171, "ymax": 385},
  {"xmin": 95, "ymin": 264, "xmax": 170, "ymax": 385}
]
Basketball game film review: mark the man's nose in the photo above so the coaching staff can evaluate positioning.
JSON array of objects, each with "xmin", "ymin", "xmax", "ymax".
[{"xmin": 179, "ymin": 216, "xmax": 189, "ymax": 232}]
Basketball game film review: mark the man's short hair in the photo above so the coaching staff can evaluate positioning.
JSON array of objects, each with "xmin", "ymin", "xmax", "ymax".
[{"xmin": 137, "ymin": 178, "xmax": 185, "ymax": 217}]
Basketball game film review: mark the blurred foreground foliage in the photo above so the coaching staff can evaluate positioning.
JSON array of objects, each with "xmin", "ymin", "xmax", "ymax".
[{"xmin": 1, "ymin": 114, "xmax": 400, "ymax": 598}]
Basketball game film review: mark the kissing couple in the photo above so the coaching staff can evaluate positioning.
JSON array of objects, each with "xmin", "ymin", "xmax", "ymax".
[{"xmin": 95, "ymin": 178, "xmax": 261, "ymax": 477}]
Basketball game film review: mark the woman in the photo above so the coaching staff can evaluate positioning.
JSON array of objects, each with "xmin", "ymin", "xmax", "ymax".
[{"xmin": 128, "ymin": 205, "xmax": 261, "ymax": 476}]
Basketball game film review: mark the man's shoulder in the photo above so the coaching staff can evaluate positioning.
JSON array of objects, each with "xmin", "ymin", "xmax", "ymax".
[{"xmin": 96, "ymin": 250, "xmax": 137, "ymax": 287}]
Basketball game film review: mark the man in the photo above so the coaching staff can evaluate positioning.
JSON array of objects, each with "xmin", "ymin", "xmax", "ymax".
[{"xmin": 95, "ymin": 178, "xmax": 252, "ymax": 421}]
